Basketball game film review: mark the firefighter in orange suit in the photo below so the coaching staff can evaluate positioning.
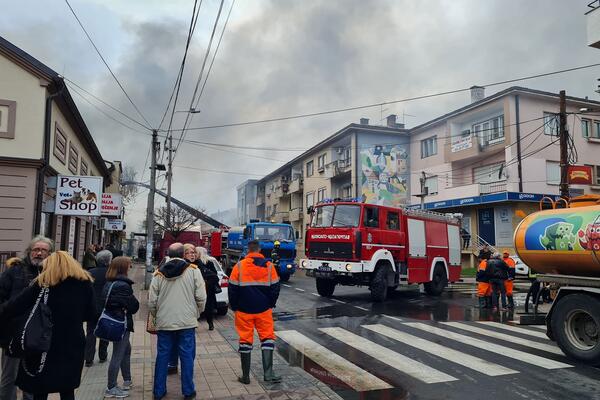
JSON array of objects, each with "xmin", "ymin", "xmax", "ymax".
[
  {"xmin": 476, "ymin": 259, "xmax": 492, "ymax": 308},
  {"xmin": 502, "ymin": 250, "xmax": 516, "ymax": 309},
  {"xmin": 228, "ymin": 239, "xmax": 281, "ymax": 384}
]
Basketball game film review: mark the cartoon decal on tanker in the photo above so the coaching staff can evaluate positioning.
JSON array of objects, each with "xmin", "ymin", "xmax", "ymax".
[{"xmin": 522, "ymin": 211, "xmax": 600, "ymax": 252}]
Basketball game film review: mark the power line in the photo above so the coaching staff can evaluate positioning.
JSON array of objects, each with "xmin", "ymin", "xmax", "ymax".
[
  {"xmin": 64, "ymin": 0, "xmax": 153, "ymax": 128},
  {"xmin": 175, "ymin": 165, "xmax": 265, "ymax": 176},
  {"xmin": 164, "ymin": 62, "xmax": 600, "ymax": 133}
]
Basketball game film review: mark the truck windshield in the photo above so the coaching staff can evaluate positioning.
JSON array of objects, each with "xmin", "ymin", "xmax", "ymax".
[
  {"xmin": 312, "ymin": 205, "xmax": 360, "ymax": 227},
  {"xmin": 253, "ymin": 226, "xmax": 293, "ymax": 241}
]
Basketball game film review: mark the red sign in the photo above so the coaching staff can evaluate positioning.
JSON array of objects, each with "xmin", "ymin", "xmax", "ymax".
[{"xmin": 568, "ymin": 166, "xmax": 593, "ymax": 184}]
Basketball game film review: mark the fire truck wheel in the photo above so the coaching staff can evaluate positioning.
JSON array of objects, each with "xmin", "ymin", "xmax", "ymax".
[
  {"xmin": 551, "ymin": 293, "xmax": 600, "ymax": 366},
  {"xmin": 424, "ymin": 264, "xmax": 447, "ymax": 296},
  {"xmin": 316, "ymin": 278, "xmax": 336, "ymax": 297},
  {"xmin": 370, "ymin": 264, "xmax": 390, "ymax": 302}
]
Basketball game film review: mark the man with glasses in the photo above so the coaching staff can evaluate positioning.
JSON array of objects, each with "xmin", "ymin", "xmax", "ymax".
[{"xmin": 0, "ymin": 235, "xmax": 54, "ymax": 400}]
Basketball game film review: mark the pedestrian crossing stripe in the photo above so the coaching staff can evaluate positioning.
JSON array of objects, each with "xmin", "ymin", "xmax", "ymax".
[
  {"xmin": 440, "ymin": 322, "xmax": 563, "ymax": 355},
  {"xmin": 277, "ymin": 330, "xmax": 393, "ymax": 392},
  {"xmin": 319, "ymin": 327, "xmax": 458, "ymax": 384},
  {"xmin": 526, "ymin": 325, "xmax": 548, "ymax": 331},
  {"xmin": 362, "ymin": 324, "xmax": 518, "ymax": 376},
  {"xmin": 475, "ymin": 321, "xmax": 549, "ymax": 339},
  {"xmin": 405, "ymin": 322, "xmax": 572, "ymax": 369}
]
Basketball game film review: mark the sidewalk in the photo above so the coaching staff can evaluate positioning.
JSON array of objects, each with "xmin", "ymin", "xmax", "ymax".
[{"xmin": 69, "ymin": 264, "xmax": 342, "ymax": 400}]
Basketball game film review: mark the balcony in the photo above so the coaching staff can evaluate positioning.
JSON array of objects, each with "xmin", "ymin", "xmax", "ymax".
[
  {"xmin": 289, "ymin": 178, "xmax": 303, "ymax": 194},
  {"xmin": 272, "ymin": 212, "xmax": 290, "ymax": 223},
  {"xmin": 587, "ymin": 1, "xmax": 600, "ymax": 48},
  {"xmin": 256, "ymin": 194, "xmax": 265, "ymax": 206},
  {"xmin": 326, "ymin": 159, "xmax": 352, "ymax": 178},
  {"xmin": 289, "ymin": 208, "xmax": 303, "ymax": 221},
  {"xmin": 479, "ymin": 180, "xmax": 507, "ymax": 195},
  {"xmin": 444, "ymin": 134, "xmax": 506, "ymax": 163}
]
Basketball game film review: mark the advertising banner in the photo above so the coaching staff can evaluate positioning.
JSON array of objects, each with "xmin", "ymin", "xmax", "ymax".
[
  {"xmin": 55, "ymin": 175, "xmax": 103, "ymax": 216},
  {"xmin": 451, "ymin": 136, "xmax": 472, "ymax": 153},
  {"xmin": 106, "ymin": 219, "xmax": 125, "ymax": 231},
  {"xmin": 101, "ymin": 193, "xmax": 122, "ymax": 216},
  {"xmin": 568, "ymin": 165, "xmax": 593, "ymax": 184}
]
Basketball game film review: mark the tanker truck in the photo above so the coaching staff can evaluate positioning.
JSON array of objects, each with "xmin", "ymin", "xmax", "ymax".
[{"xmin": 514, "ymin": 195, "xmax": 600, "ymax": 365}]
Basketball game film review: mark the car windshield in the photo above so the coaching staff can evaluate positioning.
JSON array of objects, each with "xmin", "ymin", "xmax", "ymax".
[
  {"xmin": 253, "ymin": 225, "xmax": 293, "ymax": 241},
  {"xmin": 311, "ymin": 205, "xmax": 335, "ymax": 227},
  {"xmin": 332, "ymin": 205, "xmax": 360, "ymax": 227}
]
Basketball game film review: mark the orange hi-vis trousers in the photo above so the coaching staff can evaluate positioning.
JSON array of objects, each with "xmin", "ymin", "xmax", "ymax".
[
  {"xmin": 477, "ymin": 282, "xmax": 491, "ymax": 297},
  {"xmin": 505, "ymin": 280, "xmax": 514, "ymax": 296},
  {"xmin": 234, "ymin": 309, "xmax": 275, "ymax": 353}
]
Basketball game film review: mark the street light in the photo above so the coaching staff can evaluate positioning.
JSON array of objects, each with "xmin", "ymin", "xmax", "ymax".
[{"xmin": 174, "ymin": 108, "xmax": 201, "ymax": 114}]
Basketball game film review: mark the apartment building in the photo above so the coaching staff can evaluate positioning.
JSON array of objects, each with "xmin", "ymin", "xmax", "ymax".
[
  {"xmin": 410, "ymin": 86, "xmax": 600, "ymax": 266},
  {"xmin": 254, "ymin": 116, "xmax": 408, "ymax": 255},
  {"xmin": 237, "ymin": 179, "xmax": 258, "ymax": 225},
  {"xmin": 0, "ymin": 36, "xmax": 114, "ymax": 264}
]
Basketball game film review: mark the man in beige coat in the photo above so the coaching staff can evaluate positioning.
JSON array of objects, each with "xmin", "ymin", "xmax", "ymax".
[{"xmin": 149, "ymin": 243, "xmax": 206, "ymax": 400}]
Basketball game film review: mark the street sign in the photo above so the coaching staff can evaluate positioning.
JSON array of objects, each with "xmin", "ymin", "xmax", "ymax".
[
  {"xmin": 568, "ymin": 165, "xmax": 593, "ymax": 184},
  {"xmin": 105, "ymin": 219, "xmax": 125, "ymax": 231},
  {"xmin": 55, "ymin": 175, "xmax": 103, "ymax": 216},
  {"xmin": 101, "ymin": 193, "xmax": 122, "ymax": 216}
]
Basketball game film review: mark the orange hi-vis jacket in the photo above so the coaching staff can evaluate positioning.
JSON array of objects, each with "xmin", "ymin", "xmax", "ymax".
[
  {"xmin": 228, "ymin": 252, "xmax": 280, "ymax": 314},
  {"xmin": 476, "ymin": 260, "xmax": 492, "ymax": 297},
  {"xmin": 503, "ymin": 256, "xmax": 516, "ymax": 295}
]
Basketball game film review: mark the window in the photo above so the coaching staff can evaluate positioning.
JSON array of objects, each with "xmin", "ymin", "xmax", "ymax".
[
  {"xmin": 266, "ymin": 206, "xmax": 272, "ymax": 216},
  {"xmin": 544, "ymin": 112, "xmax": 559, "ymax": 136},
  {"xmin": 306, "ymin": 191, "xmax": 314, "ymax": 208},
  {"xmin": 546, "ymin": 161, "xmax": 560, "ymax": 185},
  {"xmin": 421, "ymin": 136, "xmax": 437, "ymax": 158},
  {"xmin": 593, "ymin": 121, "xmax": 600, "ymax": 139},
  {"xmin": 341, "ymin": 185, "xmax": 352, "ymax": 198},
  {"xmin": 596, "ymin": 166, "xmax": 600, "ymax": 185},
  {"xmin": 317, "ymin": 187, "xmax": 326, "ymax": 202},
  {"xmin": 344, "ymin": 147, "xmax": 351, "ymax": 162},
  {"xmin": 254, "ymin": 225, "xmax": 293, "ymax": 241},
  {"xmin": 582, "ymin": 119, "xmax": 591, "ymax": 138},
  {"xmin": 363, "ymin": 207, "xmax": 379, "ymax": 228},
  {"xmin": 473, "ymin": 115, "xmax": 504, "ymax": 146},
  {"xmin": 68, "ymin": 142, "xmax": 79, "ymax": 174},
  {"xmin": 80, "ymin": 159, "xmax": 88, "ymax": 175},
  {"xmin": 473, "ymin": 163, "xmax": 504, "ymax": 183},
  {"xmin": 311, "ymin": 205, "xmax": 334, "ymax": 227},
  {"xmin": 386, "ymin": 212, "xmax": 400, "ymax": 230},
  {"xmin": 318, "ymin": 154, "xmax": 326, "ymax": 171},
  {"xmin": 424, "ymin": 176, "xmax": 438, "ymax": 195},
  {"xmin": 306, "ymin": 160, "xmax": 314, "ymax": 177},
  {"xmin": 332, "ymin": 205, "xmax": 361, "ymax": 227},
  {"xmin": 53, "ymin": 124, "xmax": 67, "ymax": 164}
]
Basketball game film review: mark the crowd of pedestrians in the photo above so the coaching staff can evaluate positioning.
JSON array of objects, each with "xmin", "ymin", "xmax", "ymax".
[{"xmin": 0, "ymin": 236, "xmax": 282, "ymax": 400}]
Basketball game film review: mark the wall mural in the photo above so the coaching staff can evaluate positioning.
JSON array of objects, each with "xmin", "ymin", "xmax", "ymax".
[{"xmin": 360, "ymin": 144, "xmax": 409, "ymax": 206}]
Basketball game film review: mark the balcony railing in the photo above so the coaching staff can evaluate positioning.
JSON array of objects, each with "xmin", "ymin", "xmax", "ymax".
[
  {"xmin": 289, "ymin": 208, "xmax": 303, "ymax": 221},
  {"xmin": 272, "ymin": 212, "xmax": 290, "ymax": 223},
  {"xmin": 479, "ymin": 180, "xmax": 507, "ymax": 195},
  {"xmin": 256, "ymin": 195, "xmax": 265, "ymax": 206},
  {"xmin": 289, "ymin": 178, "xmax": 303, "ymax": 194},
  {"xmin": 328, "ymin": 159, "xmax": 352, "ymax": 178}
]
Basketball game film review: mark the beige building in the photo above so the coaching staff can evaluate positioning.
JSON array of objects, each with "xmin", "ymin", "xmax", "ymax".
[{"xmin": 0, "ymin": 36, "xmax": 114, "ymax": 265}]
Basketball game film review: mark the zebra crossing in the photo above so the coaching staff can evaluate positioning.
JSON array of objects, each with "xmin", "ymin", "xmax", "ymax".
[{"xmin": 277, "ymin": 319, "xmax": 571, "ymax": 392}]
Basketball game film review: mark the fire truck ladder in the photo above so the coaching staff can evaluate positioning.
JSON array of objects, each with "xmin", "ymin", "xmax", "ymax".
[
  {"xmin": 403, "ymin": 207, "xmax": 462, "ymax": 224},
  {"xmin": 121, "ymin": 181, "xmax": 230, "ymax": 230}
]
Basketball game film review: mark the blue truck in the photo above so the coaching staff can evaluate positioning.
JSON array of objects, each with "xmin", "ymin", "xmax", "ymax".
[{"xmin": 222, "ymin": 221, "xmax": 297, "ymax": 282}]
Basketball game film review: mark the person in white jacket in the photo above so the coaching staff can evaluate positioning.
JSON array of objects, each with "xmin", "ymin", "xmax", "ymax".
[{"xmin": 149, "ymin": 243, "xmax": 206, "ymax": 400}]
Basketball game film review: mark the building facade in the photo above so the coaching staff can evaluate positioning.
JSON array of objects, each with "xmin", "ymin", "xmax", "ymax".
[
  {"xmin": 0, "ymin": 36, "xmax": 114, "ymax": 265},
  {"xmin": 236, "ymin": 179, "xmax": 258, "ymax": 225}
]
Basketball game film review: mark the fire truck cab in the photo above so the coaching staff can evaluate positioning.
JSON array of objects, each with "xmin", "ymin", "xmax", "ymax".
[{"xmin": 301, "ymin": 200, "xmax": 462, "ymax": 302}]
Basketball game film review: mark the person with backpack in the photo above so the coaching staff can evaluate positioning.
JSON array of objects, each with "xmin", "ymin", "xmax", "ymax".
[
  {"xmin": 485, "ymin": 252, "xmax": 510, "ymax": 311},
  {"xmin": 0, "ymin": 251, "xmax": 95, "ymax": 400},
  {"xmin": 101, "ymin": 256, "xmax": 139, "ymax": 398},
  {"xmin": 85, "ymin": 250, "xmax": 113, "ymax": 367}
]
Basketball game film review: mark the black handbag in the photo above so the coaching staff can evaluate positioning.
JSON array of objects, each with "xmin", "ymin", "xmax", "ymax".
[{"xmin": 9, "ymin": 286, "xmax": 53, "ymax": 376}]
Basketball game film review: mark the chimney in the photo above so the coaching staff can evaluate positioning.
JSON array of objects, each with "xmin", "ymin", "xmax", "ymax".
[
  {"xmin": 470, "ymin": 86, "xmax": 485, "ymax": 103},
  {"xmin": 360, "ymin": 118, "xmax": 369, "ymax": 125},
  {"xmin": 386, "ymin": 114, "xmax": 398, "ymax": 128}
]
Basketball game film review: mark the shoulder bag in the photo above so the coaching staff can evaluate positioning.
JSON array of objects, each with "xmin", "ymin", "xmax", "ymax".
[{"xmin": 94, "ymin": 282, "xmax": 127, "ymax": 342}]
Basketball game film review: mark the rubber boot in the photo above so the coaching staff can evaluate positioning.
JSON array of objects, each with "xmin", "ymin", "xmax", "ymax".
[
  {"xmin": 507, "ymin": 295, "xmax": 514, "ymax": 309},
  {"xmin": 238, "ymin": 353, "xmax": 251, "ymax": 384},
  {"xmin": 261, "ymin": 349, "xmax": 282, "ymax": 383},
  {"xmin": 478, "ymin": 297, "xmax": 486, "ymax": 308}
]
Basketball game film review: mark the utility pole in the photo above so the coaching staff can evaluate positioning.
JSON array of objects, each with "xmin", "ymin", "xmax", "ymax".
[
  {"xmin": 145, "ymin": 129, "xmax": 159, "ymax": 290},
  {"xmin": 559, "ymin": 90, "xmax": 570, "ymax": 199},
  {"xmin": 166, "ymin": 134, "xmax": 173, "ymax": 229}
]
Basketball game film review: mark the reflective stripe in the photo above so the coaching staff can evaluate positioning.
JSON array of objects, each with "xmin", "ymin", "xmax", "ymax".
[
  {"xmin": 229, "ymin": 279, "xmax": 240, "ymax": 285},
  {"xmin": 237, "ymin": 281, "xmax": 275, "ymax": 287},
  {"xmin": 261, "ymin": 339, "xmax": 275, "ymax": 344},
  {"xmin": 261, "ymin": 342, "xmax": 275, "ymax": 350}
]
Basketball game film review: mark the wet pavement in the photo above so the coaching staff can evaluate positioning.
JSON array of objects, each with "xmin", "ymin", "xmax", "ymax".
[{"xmin": 273, "ymin": 271, "xmax": 600, "ymax": 400}]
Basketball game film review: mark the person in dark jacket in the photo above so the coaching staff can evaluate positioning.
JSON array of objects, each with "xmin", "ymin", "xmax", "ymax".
[
  {"xmin": 82, "ymin": 245, "xmax": 97, "ymax": 270},
  {"xmin": 84, "ymin": 250, "xmax": 113, "ymax": 366},
  {"xmin": 0, "ymin": 235, "xmax": 53, "ymax": 400},
  {"xmin": 101, "ymin": 256, "xmax": 139, "ymax": 398},
  {"xmin": 196, "ymin": 247, "xmax": 219, "ymax": 331},
  {"xmin": 485, "ymin": 252, "xmax": 509, "ymax": 311},
  {"xmin": 478, "ymin": 244, "xmax": 492, "ymax": 261},
  {"xmin": 228, "ymin": 240, "xmax": 280, "ymax": 385},
  {"xmin": 0, "ymin": 251, "xmax": 95, "ymax": 400}
]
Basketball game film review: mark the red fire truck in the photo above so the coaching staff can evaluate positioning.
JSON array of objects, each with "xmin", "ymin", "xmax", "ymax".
[{"xmin": 301, "ymin": 200, "xmax": 462, "ymax": 302}]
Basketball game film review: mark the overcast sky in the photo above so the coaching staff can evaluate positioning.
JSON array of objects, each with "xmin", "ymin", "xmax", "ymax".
[{"xmin": 2, "ymin": 0, "xmax": 599, "ymax": 231}]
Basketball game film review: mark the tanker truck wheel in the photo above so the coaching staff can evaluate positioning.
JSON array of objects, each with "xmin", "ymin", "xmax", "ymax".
[
  {"xmin": 551, "ymin": 293, "xmax": 600, "ymax": 366},
  {"xmin": 316, "ymin": 278, "xmax": 336, "ymax": 297},
  {"xmin": 424, "ymin": 264, "xmax": 448, "ymax": 296}
]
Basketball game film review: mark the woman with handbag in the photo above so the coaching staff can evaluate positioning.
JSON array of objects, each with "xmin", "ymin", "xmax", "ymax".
[
  {"xmin": 0, "ymin": 251, "xmax": 95, "ymax": 400},
  {"xmin": 195, "ymin": 247, "xmax": 220, "ymax": 331},
  {"xmin": 101, "ymin": 256, "xmax": 139, "ymax": 398}
]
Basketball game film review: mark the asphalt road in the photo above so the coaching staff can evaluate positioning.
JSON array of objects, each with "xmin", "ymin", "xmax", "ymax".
[{"xmin": 273, "ymin": 271, "xmax": 600, "ymax": 400}]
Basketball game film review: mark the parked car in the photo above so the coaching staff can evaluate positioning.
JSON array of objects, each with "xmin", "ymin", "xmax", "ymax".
[
  {"xmin": 512, "ymin": 256, "xmax": 530, "ymax": 278},
  {"xmin": 210, "ymin": 256, "xmax": 230, "ymax": 316}
]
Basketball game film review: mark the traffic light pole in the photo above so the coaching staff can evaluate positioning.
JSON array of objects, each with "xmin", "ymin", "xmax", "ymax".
[{"xmin": 145, "ymin": 129, "xmax": 158, "ymax": 290}]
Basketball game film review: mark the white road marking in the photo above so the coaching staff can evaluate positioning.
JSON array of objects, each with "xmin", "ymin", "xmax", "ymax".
[
  {"xmin": 363, "ymin": 324, "xmax": 517, "ymax": 377},
  {"xmin": 320, "ymin": 327, "xmax": 457, "ymax": 383},
  {"xmin": 311, "ymin": 293, "xmax": 320, "ymax": 296},
  {"xmin": 277, "ymin": 330, "xmax": 392, "ymax": 392},
  {"xmin": 527, "ymin": 325, "xmax": 548, "ymax": 331},
  {"xmin": 441, "ymin": 322, "xmax": 562, "ymax": 355},
  {"xmin": 282, "ymin": 284, "xmax": 291, "ymax": 288},
  {"xmin": 384, "ymin": 315, "xmax": 404, "ymax": 322},
  {"xmin": 406, "ymin": 323, "xmax": 571, "ymax": 370},
  {"xmin": 295, "ymin": 288, "xmax": 306, "ymax": 292},
  {"xmin": 354, "ymin": 306, "xmax": 369, "ymax": 311},
  {"xmin": 476, "ymin": 321, "xmax": 549, "ymax": 339},
  {"xmin": 331, "ymin": 299, "xmax": 346, "ymax": 304}
]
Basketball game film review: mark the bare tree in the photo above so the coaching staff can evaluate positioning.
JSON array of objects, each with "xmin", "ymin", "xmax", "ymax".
[
  {"xmin": 120, "ymin": 166, "xmax": 139, "ymax": 206},
  {"xmin": 154, "ymin": 204, "xmax": 200, "ymax": 239}
]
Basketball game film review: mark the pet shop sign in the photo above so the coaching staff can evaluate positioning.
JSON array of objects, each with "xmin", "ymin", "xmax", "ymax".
[{"xmin": 55, "ymin": 175, "xmax": 103, "ymax": 216}]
